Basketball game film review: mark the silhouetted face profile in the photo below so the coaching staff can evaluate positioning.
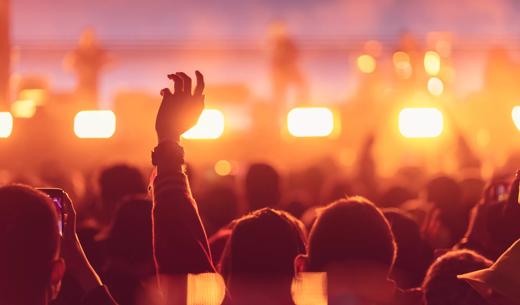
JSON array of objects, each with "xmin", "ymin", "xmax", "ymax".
[{"xmin": 0, "ymin": 184, "xmax": 64, "ymax": 305}]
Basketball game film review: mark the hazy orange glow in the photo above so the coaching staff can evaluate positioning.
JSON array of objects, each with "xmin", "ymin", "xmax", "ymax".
[
  {"xmin": 291, "ymin": 272, "xmax": 327, "ymax": 305},
  {"xmin": 287, "ymin": 107, "xmax": 334, "ymax": 137},
  {"xmin": 512, "ymin": 106, "xmax": 520, "ymax": 131},
  {"xmin": 424, "ymin": 51, "xmax": 441, "ymax": 76},
  {"xmin": 187, "ymin": 273, "xmax": 226, "ymax": 305},
  {"xmin": 393, "ymin": 51, "xmax": 412, "ymax": 79},
  {"xmin": 357, "ymin": 54, "xmax": 376, "ymax": 74},
  {"xmin": 18, "ymin": 89, "xmax": 46, "ymax": 105},
  {"xmin": 399, "ymin": 107, "xmax": 443, "ymax": 138},
  {"xmin": 427, "ymin": 77, "xmax": 444, "ymax": 96},
  {"xmin": 74, "ymin": 110, "xmax": 116, "ymax": 139},
  {"xmin": 11, "ymin": 99, "xmax": 37, "ymax": 118},
  {"xmin": 182, "ymin": 109, "xmax": 225, "ymax": 140},
  {"xmin": 0, "ymin": 112, "xmax": 13, "ymax": 138},
  {"xmin": 214, "ymin": 160, "xmax": 232, "ymax": 176}
]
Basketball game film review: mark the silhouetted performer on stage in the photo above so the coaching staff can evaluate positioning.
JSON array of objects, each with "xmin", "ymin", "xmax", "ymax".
[
  {"xmin": 269, "ymin": 23, "xmax": 307, "ymax": 111},
  {"xmin": 65, "ymin": 29, "xmax": 108, "ymax": 107}
]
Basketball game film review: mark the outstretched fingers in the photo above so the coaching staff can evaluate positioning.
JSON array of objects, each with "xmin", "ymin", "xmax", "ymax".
[
  {"xmin": 177, "ymin": 72, "xmax": 192, "ymax": 95},
  {"xmin": 168, "ymin": 73, "xmax": 184, "ymax": 94},
  {"xmin": 194, "ymin": 70, "xmax": 205, "ymax": 96}
]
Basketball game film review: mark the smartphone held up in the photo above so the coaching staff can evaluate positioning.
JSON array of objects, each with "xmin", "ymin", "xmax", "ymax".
[{"xmin": 37, "ymin": 188, "xmax": 66, "ymax": 236}]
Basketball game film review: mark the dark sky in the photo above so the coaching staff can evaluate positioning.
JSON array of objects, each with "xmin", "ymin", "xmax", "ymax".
[{"xmin": 12, "ymin": 0, "xmax": 520, "ymax": 42}]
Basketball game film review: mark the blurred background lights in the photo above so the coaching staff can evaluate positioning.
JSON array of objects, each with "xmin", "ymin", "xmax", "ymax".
[
  {"xmin": 287, "ymin": 107, "xmax": 334, "ymax": 137},
  {"xmin": 11, "ymin": 99, "xmax": 37, "ymax": 118},
  {"xmin": 424, "ymin": 51, "xmax": 441, "ymax": 76},
  {"xmin": 357, "ymin": 54, "xmax": 376, "ymax": 74},
  {"xmin": 187, "ymin": 273, "xmax": 226, "ymax": 305},
  {"xmin": 427, "ymin": 77, "xmax": 444, "ymax": 96},
  {"xmin": 512, "ymin": 106, "xmax": 520, "ymax": 131},
  {"xmin": 291, "ymin": 272, "xmax": 327, "ymax": 305},
  {"xmin": 74, "ymin": 110, "xmax": 116, "ymax": 138},
  {"xmin": 0, "ymin": 112, "xmax": 13, "ymax": 138},
  {"xmin": 182, "ymin": 109, "xmax": 225, "ymax": 140},
  {"xmin": 214, "ymin": 160, "xmax": 232, "ymax": 176},
  {"xmin": 393, "ymin": 51, "xmax": 412, "ymax": 79},
  {"xmin": 399, "ymin": 107, "xmax": 444, "ymax": 138}
]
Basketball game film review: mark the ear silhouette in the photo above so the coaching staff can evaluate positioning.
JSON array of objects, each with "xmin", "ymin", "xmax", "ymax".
[
  {"xmin": 49, "ymin": 258, "xmax": 65, "ymax": 300},
  {"xmin": 294, "ymin": 253, "xmax": 309, "ymax": 275}
]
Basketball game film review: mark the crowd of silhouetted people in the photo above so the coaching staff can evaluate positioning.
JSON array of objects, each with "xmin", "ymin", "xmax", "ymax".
[{"xmin": 1, "ymin": 71, "xmax": 520, "ymax": 305}]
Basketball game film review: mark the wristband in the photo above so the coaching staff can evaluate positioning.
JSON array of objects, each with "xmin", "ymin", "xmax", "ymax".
[{"xmin": 151, "ymin": 141, "xmax": 185, "ymax": 166}]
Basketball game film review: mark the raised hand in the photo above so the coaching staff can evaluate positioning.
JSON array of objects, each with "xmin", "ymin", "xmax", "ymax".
[
  {"xmin": 156, "ymin": 71, "xmax": 205, "ymax": 143},
  {"xmin": 61, "ymin": 192, "xmax": 103, "ymax": 292}
]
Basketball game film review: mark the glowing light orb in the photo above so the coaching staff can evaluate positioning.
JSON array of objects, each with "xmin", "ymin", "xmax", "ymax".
[
  {"xmin": 399, "ymin": 107, "xmax": 443, "ymax": 138},
  {"xmin": 287, "ymin": 107, "xmax": 334, "ymax": 138},
  {"xmin": 182, "ymin": 109, "xmax": 224, "ymax": 140},
  {"xmin": 74, "ymin": 110, "xmax": 116, "ymax": 139},
  {"xmin": 11, "ymin": 99, "xmax": 37, "ymax": 118},
  {"xmin": 214, "ymin": 160, "xmax": 232, "ymax": 176},
  {"xmin": 427, "ymin": 77, "xmax": 444, "ymax": 96},
  {"xmin": 512, "ymin": 106, "xmax": 520, "ymax": 131},
  {"xmin": 424, "ymin": 51, "xmax": 441, "ymax": 76},
  {"xmin": 0, "ymin": 112, "xmax": 13, "ymax": 138},
  {"xmin": 357, "ymin": 54, "xmax": 376, "ymax": 74},
  {"xmin": 187, "ymin": 273, "xmax": 226, "ymax": 305}
]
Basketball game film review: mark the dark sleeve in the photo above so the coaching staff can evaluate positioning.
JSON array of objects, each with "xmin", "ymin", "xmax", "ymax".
[
  {"xmin": 151, "ymin": 141, "xmax": 215, "ymax": 275},
  {"xmin": 81, "ymin": 286, "xmax": 118, "ymax": 305}
]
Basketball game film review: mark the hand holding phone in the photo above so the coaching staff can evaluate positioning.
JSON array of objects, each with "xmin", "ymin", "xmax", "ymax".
[{"xmin": 37, "ymin": 188, "xmax": 65, "ymax": 236}]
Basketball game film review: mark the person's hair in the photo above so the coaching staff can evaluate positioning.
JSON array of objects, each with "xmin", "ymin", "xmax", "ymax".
[
  {"xmin": 422, "ymin": 249, "xmax": 492, "ymax": 305},
  {"xmin": 220, "ymin": 208, "xmax": 306, "ymax": 281},
  {"xmin": 426, "ymin": 176, "xmax": 462, "ymax": 212},
  {"xmin": 307, "ymin": 197, "xmax": 396, "ymax": 273},
  {"xmin": 107, "ymin": 195, "xmax": 153, "ymax": 264},
  {"xmin": 245, "ymin": 163, "xmax": 281, "ymax": 211},
  {"xmin": 383, "ymin": 208, "xmax": 433, "ymax": 289},
  {"xmin": 0, "ymin": 184, "xmax": 60, "ymax": 305},
  {"xmin": 98, "ymin": 164, "xmax": 147, "ymax": 215}
]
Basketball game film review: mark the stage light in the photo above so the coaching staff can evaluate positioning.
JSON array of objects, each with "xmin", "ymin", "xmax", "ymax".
[
  {"xmin": 393, "ymin": 51, "xmax": 412, "ymax": 79},
  {"xmin": 214, "ymin": 160, "xmax": 232, "ymax": 176},
  {"xmin": 187, "ymin": 273, "xmax": 226, "ymax": 305},
  {"xmin": 512, "ymin": 106, "xmax": 520, "ymax": 131},
  {"xmin": 291, "ymin": 272, "xmax": 327, "ymax": 305},
  {"xmin": 182, "ymin": 109, "xmax": 224, "ymax": 140},
  {"xmin": 424, "ymin": 51, "xmax": 441, "ymax": 76},
  {"xmin": 357, "ymin": 54, "xmax": 376, "ymax": 74},
  {"xmin": 0, "ymin": 112, "xmax": 13, "ymax": 138},
  {"xmin": 427, "ymin": 77, "xmax": 444, "ymax": 96},
  {"xmin": 19, "ymin": 89, "xmax": 46, "ymax": 105},
  {"xmin": 399, "ymin": 108, "xmax": 443, "ymax": 138},
  {"xmin": 11, "ymin": 99, "xmax": 37, "ymax": 118},
  {"xmin": 287, "ymin": 107, "xmax": 334, "ymax": 137},
  {"xmin": 74, "ymin": 110, "xmax": 116, "ymax": 139}
]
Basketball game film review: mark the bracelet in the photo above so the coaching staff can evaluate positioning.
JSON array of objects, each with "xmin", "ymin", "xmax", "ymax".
[{"xmin": 151, "ymin": 141, "xmax": 185, "ymax": 166}]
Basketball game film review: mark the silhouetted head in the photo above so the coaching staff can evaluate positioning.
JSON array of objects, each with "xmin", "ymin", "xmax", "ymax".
[
  {"xmin": 0, "ymin": 184, "xmax": 64, "ymax": 305},
  {"xmin": 99, "ymin": 164, "xmax": 147, "ymax": 221},
  {"xmin": 379, "ymin": 186, "xmax": 417, "ymax": 208},
  {"xmin": 423, "ymin": 250, "xmax": 492, "ymax": 305},
  {"xmin": 303, "ymin": 197, "xmax": 397, "ymax": 303},
  {"xmin": 199, "ymin": 184, "xmax": 239, "ymax": 236},
  {"xmin": 107, "ymin": 195, "xmax": 153, "ymax": 265},
  {"xmin": 220, "ymin": 208, "xmax": 305, "ymax": 303},
  {"xmin": 306, "ymin": 197, "xmax": 396, "ymax": 273},
  {"xmin": 384, "ymin": 208, "xmax": 433, "ymax": 289},
  {"xmin": 426, "ymin": 176, "xmax": 462, "ymax": 212},
  {"xmin": 245, "ymin": 163, "xmax": 281, "ymax": 211}
]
